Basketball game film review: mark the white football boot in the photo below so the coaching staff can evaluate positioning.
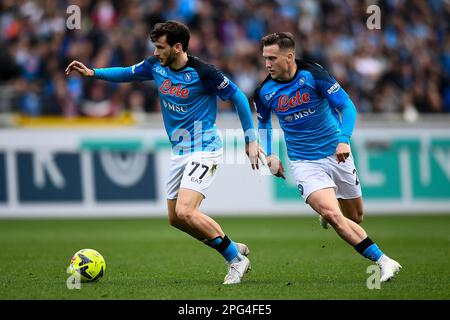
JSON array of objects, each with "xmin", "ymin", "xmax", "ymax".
[
  {"xmin": 376, "ymin": 255, "xmax": 402, "ymax": 282},
  {"xmin": 319, "ymin": 215, "xmax": 330, "ymax": 229},
  {"xmin": 223, "ymin": 255, "xmax": 251, "ymax": 285},
  {"xmin": 235, "ymin": 242, "xmax": 250, "ymax": 256}
]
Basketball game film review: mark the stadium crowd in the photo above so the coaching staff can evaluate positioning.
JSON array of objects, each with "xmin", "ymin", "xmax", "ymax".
[{"xmin": 0, "ymin": 0, "xmax": 449, "ymax": 117}]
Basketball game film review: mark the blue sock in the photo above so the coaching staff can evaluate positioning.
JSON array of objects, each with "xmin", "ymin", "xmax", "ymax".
[
  {"xmin": 354, "ymin": 237, "xmax": 384, "ymax": 262},
  {"xmin": 207, "ymin": 235, "xmax": 239, "ymax": 263}
]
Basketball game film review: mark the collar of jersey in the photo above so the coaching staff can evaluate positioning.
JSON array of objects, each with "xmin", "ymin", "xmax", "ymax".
[
  {"xmin": 271, "ymin": 68, "xmax": 299, "ymax": 84},
  {"xmin": 168, "ymin": 56, "xmax": 193, "ymax": 72},
  {"xmin": 270, "ymin": 59, "xmax": 303, "ymax": 84}
]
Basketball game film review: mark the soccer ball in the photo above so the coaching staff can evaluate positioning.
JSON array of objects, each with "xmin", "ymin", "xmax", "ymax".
[{"xmin": 68, "ymin": 248, "xmax": 106, "ymax": 283}]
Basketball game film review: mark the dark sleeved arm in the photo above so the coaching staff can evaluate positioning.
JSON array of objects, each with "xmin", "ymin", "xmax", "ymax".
[
  {"xmin": 309, "ymin": 63, "xmax": 355, "ymax": 144},
  {"xmin": 198, "ymin": 63, "xmax": 237, "ymax": 100},
  {"xmin": 311, "ymin": 63, "xmax": 349, "ymax": 109}
]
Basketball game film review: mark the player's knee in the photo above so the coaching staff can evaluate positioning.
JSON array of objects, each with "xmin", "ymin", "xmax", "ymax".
[
  {"xmin": 352, "ymin": 211, "xmax": 364, "ymax": 224},
  {"xmin": 174, "ymin": 203, "xmax": 195, "ymax": 223},
  {"xmin": 168, "ymin": 215, "xmax": 181, "ymax": 228},
  {"xmin": 348, "ymin": 207, "xmax": 364, "ymax": 224},
  {"xmin": 320, "ymin": 209, "xmax": 342, "ymax": 226}
]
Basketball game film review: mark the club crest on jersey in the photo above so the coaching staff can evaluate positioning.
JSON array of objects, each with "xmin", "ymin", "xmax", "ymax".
[
  {"xmin": 183, "ymin": 72, "xmax": 192, "ymax": 82},
  {"xmin": 297, "ymin": 76, "xmax": 306, "ymax": 87},
  {"xmin": 276, "ymin": 91, "xmax": 310, "ymax": 112}
]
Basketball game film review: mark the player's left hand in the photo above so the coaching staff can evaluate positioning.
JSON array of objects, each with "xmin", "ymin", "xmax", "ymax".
[
  {"xmin": 245, "ymin": 140, "xmax": 262, "ymax": 170},
  {"xmin": 336, "ymin": 143, "xmax": 351, "ymax": 163},
  {"xmin": 266, "ymin": 154, "xmax": 286, "ymax": 179}
]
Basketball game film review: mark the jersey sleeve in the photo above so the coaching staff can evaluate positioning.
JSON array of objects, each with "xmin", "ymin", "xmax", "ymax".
[
  {"xmin": 130, "ymin": 57, "xmax": 157, "ymax": 80},
  {"xmin": 337, "ymin": 97, "xmax": 357, "ymax": 144},
  {"xmin": 253, "ymin": 86, "xmax": 273, "ymax": 156},
  {"xmin": 198, "ymin": 63, "xmax": 237, "ymax": 100},
  {"xmin": 310, "ymin": 63, "xmax": 349, "ymax": 109},
  {"xmin": 93, "ymin": 57, "xmax": 156, "ymax": 82},
  {"xmin": 229, "ymin": 89, "xmax": 257, "ymax": 143}
]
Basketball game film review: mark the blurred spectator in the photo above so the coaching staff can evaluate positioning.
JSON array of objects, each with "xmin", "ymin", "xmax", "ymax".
[{"xmin": 0, "ymin": 0, "xmax": 449, "ymax": 117}]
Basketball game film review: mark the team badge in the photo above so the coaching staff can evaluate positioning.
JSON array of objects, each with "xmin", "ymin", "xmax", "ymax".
[
  {"xmin": 183, "ymin": 72, "xmax": 192, "ymax": 82},
  {"xmin": 297, "ymin": 184, "xmax": 304, "ymax": 195}
]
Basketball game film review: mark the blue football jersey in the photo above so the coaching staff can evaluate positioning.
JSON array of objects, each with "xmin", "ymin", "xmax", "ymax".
[
  {"xmin": 254, "ymin": 60, "xmax": 350, "ymax": 161},
  {"xmin": 94, "ymin": 55, "xmax": 238, "ymax": 154}
]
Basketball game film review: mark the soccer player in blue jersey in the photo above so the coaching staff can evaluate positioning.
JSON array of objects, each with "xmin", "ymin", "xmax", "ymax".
[
  {"xmin": 254, "ymin": 32, "xmax": 401, "ymax": 282},
  {"xmin": 65, "ymin": 21, "xmax": 259, "ymax": 285}
]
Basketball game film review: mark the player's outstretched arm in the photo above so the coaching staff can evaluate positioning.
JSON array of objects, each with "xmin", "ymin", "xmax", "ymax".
[
  {"xmin": 65, "ymin": 60, "xmax": 94, "ymax": 77},
  {"xmin": 66, "ymin": 59, "xmax": 154, "ymax": 82}
]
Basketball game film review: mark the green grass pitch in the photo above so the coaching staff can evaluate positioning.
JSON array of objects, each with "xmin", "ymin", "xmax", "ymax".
[{"xmin": 0, "ymin": 215, "xmax": 449, "ymax": 299}]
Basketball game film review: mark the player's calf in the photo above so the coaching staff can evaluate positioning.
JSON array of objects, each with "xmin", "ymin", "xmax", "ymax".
[
  {"xmin": 319, "ymin": 209, "xmax": 344, "ymax": 230},
  {"xmin": 344, "ymin": 208, "xmax": 363, "ymax": 224},
  {"xmin": 338, "ymin": 198, "xmax": 364, "ymax": 224}
]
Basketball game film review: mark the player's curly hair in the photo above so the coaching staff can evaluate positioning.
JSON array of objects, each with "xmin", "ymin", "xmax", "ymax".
[
  {"xmin": 261, "ymin": 32, "xmax": 295, "ymax": 50},
  {"xmin": 150, "ymin": 20, "xmax": 190, "ymax": 52}
]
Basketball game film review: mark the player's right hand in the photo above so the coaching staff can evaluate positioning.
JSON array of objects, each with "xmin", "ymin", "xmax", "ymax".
[
  {"xmin": 245, "ymin": 140, "xmax": 261, "ymax": 170},
  {"xmin": 266, "ymin": 154, "xmax": 286, "ymax": 179},
  {"xmin": 65, "ymin": 60, "xmax": 94, "ymax": 77}
]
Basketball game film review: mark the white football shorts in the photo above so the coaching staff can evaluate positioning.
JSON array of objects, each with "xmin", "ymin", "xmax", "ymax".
[
  {"xmin": 289, "ymin": 153, "xmax": 362, "ymax": 202},
  {"xmin": 166, "ymin": 150, "xmax": 222, "ymax": 200}
]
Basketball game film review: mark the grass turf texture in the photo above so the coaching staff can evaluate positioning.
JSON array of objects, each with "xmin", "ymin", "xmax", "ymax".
[{"xmin": 0, "ymin": 215, "xmax": 449, "ymax": 299}]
